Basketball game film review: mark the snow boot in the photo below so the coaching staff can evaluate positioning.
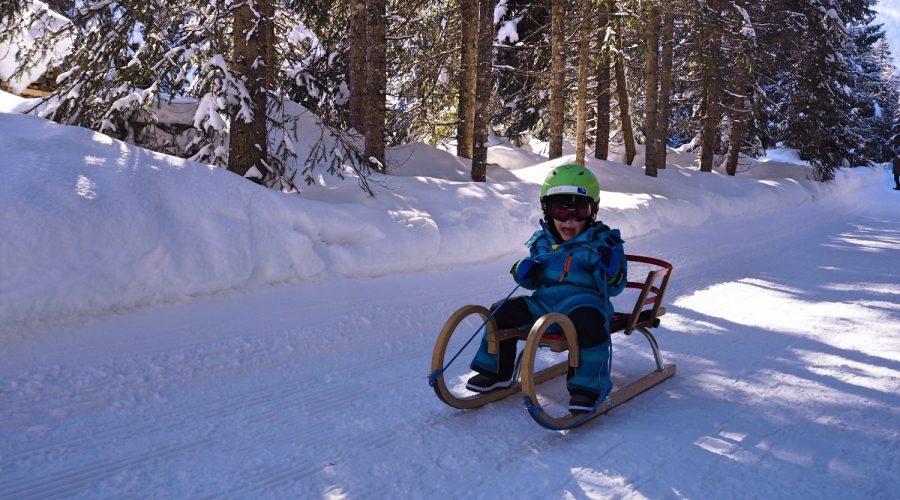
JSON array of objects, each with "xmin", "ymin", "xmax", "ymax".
[
  {"xmin": 568, "ymin": 389, "xmax": 599, "ymax": 414},
  {"xmin": 469, "ymin": 330, "xmax": 517, "ymax": 384},
  {"xmin": 466, "ymin": 372, "xmax": 513, "ymax": 393},
  {"xmin": 566, "ymin": 341, "xmax": 612, "ymax": 413}
]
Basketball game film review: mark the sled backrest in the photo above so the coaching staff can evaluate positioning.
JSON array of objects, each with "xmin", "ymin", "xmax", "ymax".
[{"xmin": 623, "ymin": 255, "xmax": 673, "ymax": 335}]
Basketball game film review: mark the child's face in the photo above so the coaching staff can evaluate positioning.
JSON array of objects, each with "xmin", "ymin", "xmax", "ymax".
[{"xmin": 554, "ymin": 217, "xmax": 587, "ymax": 241}]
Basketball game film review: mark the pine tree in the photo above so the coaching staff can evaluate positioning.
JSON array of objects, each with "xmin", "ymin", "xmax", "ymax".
[
  {"xmin": 850, "ymin": 22, "xmax": 897, "ymax": 163},
  {"xmin": 721, "ymin": 2, "xmax": 759, "ymax": 177},
  {"xmin": 492, "ymin": 1, "xmax": 551, "ymax": 148},
  {"xmin": 1, "ymin": 0, "xmax": 384, "ymax": 192},
  {"xmin": 780, "ymin": 0, "xmax": 877, "ymax": 180}
]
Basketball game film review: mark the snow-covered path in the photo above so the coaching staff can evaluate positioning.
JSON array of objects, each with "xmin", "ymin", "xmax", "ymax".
[{"xmin": 2, "ymin": 186, "xmax": 899, "ymax": 499}]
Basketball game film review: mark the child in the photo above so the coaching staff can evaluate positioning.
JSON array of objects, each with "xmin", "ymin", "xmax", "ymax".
[{"xmin": 467, "ymin": 164, "xmax": 627, "ymax": 413}]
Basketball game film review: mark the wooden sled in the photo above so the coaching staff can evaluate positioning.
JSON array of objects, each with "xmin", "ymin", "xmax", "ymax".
[{"xmin": 429, "ymin": 255, "xmax": 675, "ymax": 430}]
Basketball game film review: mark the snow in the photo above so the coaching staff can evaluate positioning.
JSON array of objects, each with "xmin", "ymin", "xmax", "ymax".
[
  {"xmin": 497, "ymin": 18, "xmax": 521, "ymax": 44},
  {"xmin": 734, "ymin": 4, "xmax": 756, "ymax": 40},
  {"xmin": 1, "ymin": 92, "xmax": 899, "ymax": 498}
]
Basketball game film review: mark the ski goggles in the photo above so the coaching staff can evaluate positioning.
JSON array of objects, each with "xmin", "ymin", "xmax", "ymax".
[{"xmin": 546, "ymin": 201, "xmax": 593, "ymax": 222}]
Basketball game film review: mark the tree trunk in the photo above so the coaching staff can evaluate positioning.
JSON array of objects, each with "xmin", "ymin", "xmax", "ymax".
[
  {"xmin": 699, "ymin": 56, "xmax": 720, "ymax": 173},
  {"xmin": 594, "ymin": 0, "xmax": 611, "ymax": 160},
  {"xmin": 456, "ymin": 0, "xmax": 478, "ymax": 159},
  {"xmin": 725, "ymin": 59, "xmax": 750, "ymax": 176},
  {"xmin": 614, "ymin": 12, "xmax": 636, "ymax": 165},
  {"xmin": 348, "ymin": 0, "xmax": 368, "ymax": 133},
  {"xmin": 654, "ymin": 2, "xmax": 674, "ymax": 170},
  {"xmin": 364, "ymin": 0, "xmax": 387, "ymax": 172},
  {"xmin": 471, "ymin": 0, "xmax": 493, "ymax": 182},
  {"xmin": 643, "ymin": 3, "xmax": 660, "ymax": 177},
  {"xmin": 574, "ymin": 0, "xmax": 591, "ymax": 165},
  {"xmin": 263, "ymin": 0, "xmax": 275, "ymax": 87},
  {"xmin": 548, "ymin": 0, "xmax": 565, "ymax": 159},
  {"xmin": 228, "ymin": 0, "xmax": 272, "ymax": 181},
  {"xmin": 698, "ymin": 0, "xmax": 722, "ymax": 173}
]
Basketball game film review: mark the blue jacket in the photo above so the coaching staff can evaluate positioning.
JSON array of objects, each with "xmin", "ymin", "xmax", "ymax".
[{"xmin": 514, "ymin": 220, "xmax": 627, "ymax": 331}]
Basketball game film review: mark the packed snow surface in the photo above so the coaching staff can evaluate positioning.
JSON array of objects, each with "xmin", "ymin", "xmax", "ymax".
[{"xmin": 1, "ymin": 92, "xmax": 898, "ymax": 498}]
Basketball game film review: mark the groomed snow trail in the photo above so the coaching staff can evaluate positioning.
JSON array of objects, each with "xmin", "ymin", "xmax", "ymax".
[{"xmin": 1, "ymin": 186, "xmax": 898, "ymax": 499}]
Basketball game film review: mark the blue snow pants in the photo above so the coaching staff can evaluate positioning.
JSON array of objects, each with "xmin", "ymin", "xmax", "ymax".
[{"xmin": 470, "ymin": 297, "xmax": 612, "ymax": 399}]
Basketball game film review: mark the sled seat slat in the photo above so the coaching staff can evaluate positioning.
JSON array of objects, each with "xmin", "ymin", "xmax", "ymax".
[{"xmin": 488, "ymin": 307, "xmax": 667, "ymax": 353}]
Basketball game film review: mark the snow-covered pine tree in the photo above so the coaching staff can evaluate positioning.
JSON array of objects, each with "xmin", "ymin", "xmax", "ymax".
[
  {"xmin": 695, "ymin": 0, "xmax": 726, "ymax": 173},
  {"xmin": 0, "ymin": 0, "xmax": 389, "ymax": 192},
  {"xmin": 385, "ymin": 0, "xmax": 462, "ymax": 147},
  {"xmin": 492, "ymin": 1, "xmax": 552, "ymax": 146},
  {"xmin": 881, "ymin": 39, "xmax": 900, "ymax": 158},
  {"xmin": 720, "ymin": 0, "xmax": 766, "ymax": 177},
  {"xmin": 3, "ymin": 2, "xmax": 234, "ymax": 168},
  {"xmin": 780, "ymin": 0, "xmax": 877, "ymax": 181},
  {"xmin": 849, "ymin": 21, "xmax": 898, "ymax": 164},
  {"xmin": 5, "ymin": 0, "xmax": 897, "ymax": 188}
]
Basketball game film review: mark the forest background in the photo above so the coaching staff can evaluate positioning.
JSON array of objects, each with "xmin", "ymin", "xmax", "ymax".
[{"xmin": 1, "ymin": 0, "xmax": 899, "ymax": 192}]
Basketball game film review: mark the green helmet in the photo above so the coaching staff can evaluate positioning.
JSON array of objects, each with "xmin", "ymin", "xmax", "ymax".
[{"xmin": 540, "ymin": 164, "xmax": 600, "ymax": 203}]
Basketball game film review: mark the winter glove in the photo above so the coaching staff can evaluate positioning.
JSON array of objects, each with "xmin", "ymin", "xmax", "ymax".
[
  {"xmin": 597, "ymin": 246, "xmax": 625, "ymax": 289},
  {"xmin": 596, "ymin": 247, "xmax": 616, "ymax": 274},
  {"xmin": 511, "ymin": 257, "xmax": 541, "ymax": 282}
]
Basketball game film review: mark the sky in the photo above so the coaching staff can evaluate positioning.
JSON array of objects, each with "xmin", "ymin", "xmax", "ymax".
[{"xmin": 1, "ymin": 90, "xmax": 898, "ymax": 498}]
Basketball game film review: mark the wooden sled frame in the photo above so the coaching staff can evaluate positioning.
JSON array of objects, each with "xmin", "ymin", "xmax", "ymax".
[{"xmin": 430, "ymin": 255, "xmax": 675, "ymax": 429}]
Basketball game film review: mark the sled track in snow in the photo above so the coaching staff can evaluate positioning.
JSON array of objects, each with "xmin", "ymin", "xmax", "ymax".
[
  {"xmin": 1, "ymin": 439, "xmax": 214, "ymax": 500},
  {"xmin": 0, "ymin": 335, "xmax": 434, "ymax": 497}
]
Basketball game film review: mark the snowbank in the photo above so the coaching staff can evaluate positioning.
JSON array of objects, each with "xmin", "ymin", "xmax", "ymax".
[{"xmin": 0, "ymin": 105, "xmax": 884, "ymax": 327}]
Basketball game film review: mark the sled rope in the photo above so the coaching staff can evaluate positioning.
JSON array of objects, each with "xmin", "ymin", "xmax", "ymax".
[{"xmin": 428, "ymin": 284, "xmax": 521, "ymax": 386}]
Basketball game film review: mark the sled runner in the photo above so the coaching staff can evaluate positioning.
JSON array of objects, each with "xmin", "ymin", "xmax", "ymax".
[{"xmin": 429, "ymin": 255, "xmax": 675, "ymax": 430}]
